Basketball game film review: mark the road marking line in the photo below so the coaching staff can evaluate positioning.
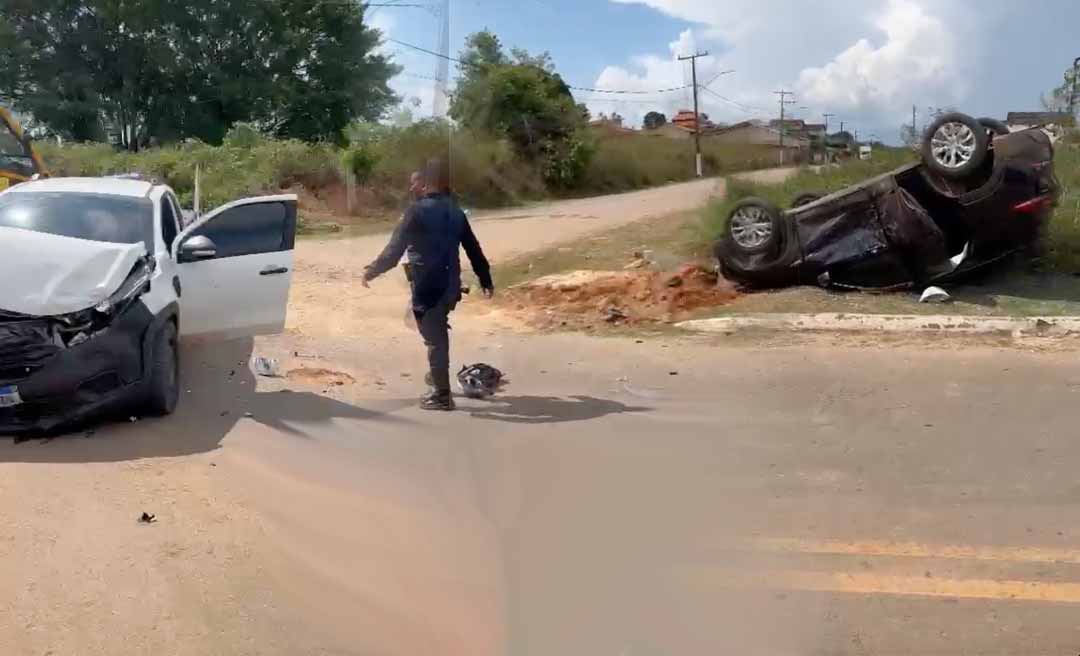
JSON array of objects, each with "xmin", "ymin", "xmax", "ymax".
[
  {"xmin": 751, "ymin": 538, "xmax": 1080, "ymax": 565},
  {"xmin": 686, "ymin": 568, "xmax": 1080, "ymax": 603}
]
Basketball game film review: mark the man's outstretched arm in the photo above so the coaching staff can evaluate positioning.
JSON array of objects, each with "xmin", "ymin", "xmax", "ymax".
[
  {"xmin": 363, "ymin": 209, "xmax": 415, "ymax": 284},
  {"xmin": 461, "ymin": 218, "xmax": 493, "ymax": 294}
]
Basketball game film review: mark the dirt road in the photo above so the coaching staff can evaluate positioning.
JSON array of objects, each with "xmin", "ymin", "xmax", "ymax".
[
  {"xmin": 16, "ymin": 169, "xmax": 1080, "ymax": 655},
  {"xmin": 287, "ymin": 169, "xmax": 791, "ymax": 338}
]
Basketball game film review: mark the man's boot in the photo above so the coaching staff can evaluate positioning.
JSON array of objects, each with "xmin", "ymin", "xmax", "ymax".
[{"xmin": 420, "ymin": 389, "xmax": 455, "ymax": 411}]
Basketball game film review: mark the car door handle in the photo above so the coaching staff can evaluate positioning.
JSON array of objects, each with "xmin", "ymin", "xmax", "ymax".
[{"xmin": 260, "ymin": 266, "xmax": 290, "ymax": 276}]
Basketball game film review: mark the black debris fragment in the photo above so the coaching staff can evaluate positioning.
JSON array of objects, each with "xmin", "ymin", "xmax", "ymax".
[{"xmin": 139, "ymin": 512, "xmax": 156, "ymax": 524}]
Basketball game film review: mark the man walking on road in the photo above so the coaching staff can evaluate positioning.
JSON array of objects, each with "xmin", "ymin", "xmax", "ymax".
[{"xmin": 362, "ymin": 159, "xmax": 494, "ymax": 411}]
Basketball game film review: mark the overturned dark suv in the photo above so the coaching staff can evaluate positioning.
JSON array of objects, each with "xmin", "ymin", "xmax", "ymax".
[{"xmin": 715, "ymin": 113, "xmax": 1060, "ymax": 290}]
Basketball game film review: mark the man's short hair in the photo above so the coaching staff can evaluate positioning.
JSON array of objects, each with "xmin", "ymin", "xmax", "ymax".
[{"xmin": 422, "ymin": 158, "xmax": 451, "ymax": 193}]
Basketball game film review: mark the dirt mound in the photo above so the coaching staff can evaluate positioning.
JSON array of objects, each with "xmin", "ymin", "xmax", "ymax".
[
  {"xmin": 505, "ymin": 264, "xmax": 739, "ymax": 329},
  {"xmin": 286, "ymin": 367, "xmax": 357, "ymax": 387}
]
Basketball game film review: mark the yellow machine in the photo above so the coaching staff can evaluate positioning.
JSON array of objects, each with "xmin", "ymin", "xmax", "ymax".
[{"xmin": 0, "ymin": 106, "xmax": 48, "ymax": 191}]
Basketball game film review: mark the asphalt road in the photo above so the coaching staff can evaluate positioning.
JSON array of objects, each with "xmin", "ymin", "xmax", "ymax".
[
  {"xmin": 6, "ymin": 172, "xmax": 1080, "ymax": 654},
  {"xmin": 8, "ymin": 329, "xmax": 1080, "ymax": 655}
]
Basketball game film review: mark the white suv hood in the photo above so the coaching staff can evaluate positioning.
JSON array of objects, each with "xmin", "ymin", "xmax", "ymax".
[{"xmin": 0, "ymin": 227, "xmax": 147, "ymax": 317}]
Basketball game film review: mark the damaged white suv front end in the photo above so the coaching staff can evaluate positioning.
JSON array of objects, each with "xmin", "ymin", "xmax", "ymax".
[{"xmin": 0, "ymin": 177, "xmax": 297, "ymax": 436}]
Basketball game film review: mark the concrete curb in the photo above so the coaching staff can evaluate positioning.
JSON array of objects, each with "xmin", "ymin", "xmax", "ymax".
[{"xmin": 676, "ymin": 313, "xmax": 1080, "ymax": 336}]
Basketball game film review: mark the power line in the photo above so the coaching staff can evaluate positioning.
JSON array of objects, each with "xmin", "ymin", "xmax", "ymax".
[
  {"xmin": 701, "ymin": 69, "xmax": 735, "ymax": 89},
  {"xmin": 699, "ymin": 87, "xmax": 765, "ymax": 115},
  {"xmin": 386, "ymin": 36, "xmax": 693, "ymax": 95}
]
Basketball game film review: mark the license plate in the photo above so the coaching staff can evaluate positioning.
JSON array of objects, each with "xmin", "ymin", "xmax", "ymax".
[{"xmin": 0, "ymin": 385, "xmax": 22, "ymax": 408}]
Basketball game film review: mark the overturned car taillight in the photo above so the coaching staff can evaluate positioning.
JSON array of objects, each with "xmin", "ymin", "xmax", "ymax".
[{"xmin": 1012, "ymin": 196, "xmax": 1054, "ymax": 215}]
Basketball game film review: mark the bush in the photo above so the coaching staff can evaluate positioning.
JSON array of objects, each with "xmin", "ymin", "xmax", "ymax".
[
  {"xmin": 35, "ymin": 121, "xmax": 798, "ymax": 216},
  {"xmin": 340, "ymin": 146, "xmax": 379, "ymax": 183},
  {"xmin": 223, "ymin": 123, "xmax": 263, "ymax": 149},
  {"xmin": 38, "ymin": 139, "xmax": 342, "ymax": 209},
  {"xmin": 582, "ymin": 133, "xmax": 775, "ymax": 194},
  {"xmin": 1045, "ymin": 144, "xmax": 1080, "ymax": 271}
]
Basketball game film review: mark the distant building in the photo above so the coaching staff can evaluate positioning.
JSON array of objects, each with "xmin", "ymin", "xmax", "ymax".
[
  {"xmin": 711, "ymin": 121, "xmax": 809, "ymax": 163},
  {"xmin": 670, "ymin": 109, "xmax": 716, "ymax": 133},
  {"xmin": 768, "ymin": 119, "xmax": 806, "ymax": 133},
  {"xmin": 1005, "ymin": 112, "xmax": 1075, "ymax": 143},
  {"xmin": 1006, "ymin": 112, "xmax": 1075, "ymax": 130}
]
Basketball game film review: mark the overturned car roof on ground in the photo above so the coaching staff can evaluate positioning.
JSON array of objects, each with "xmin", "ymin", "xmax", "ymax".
[{"xmin": 6, "ymin": 177, "xmax": 155, "ymax": 198}]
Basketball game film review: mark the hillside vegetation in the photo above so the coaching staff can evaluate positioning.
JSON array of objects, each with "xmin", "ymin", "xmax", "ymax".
[{"xmin": 39, "ymin": 122, "xmax": 778, "ymax": 216}]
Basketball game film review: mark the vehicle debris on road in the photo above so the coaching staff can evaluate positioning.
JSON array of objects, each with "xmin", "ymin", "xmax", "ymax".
[
  {"xmin": 252, "ymin": 356, "xmax": 283, "ymax": 378},
  {"xmin": 919, "ymin": 286, "xmax": 952, "ymax": 303}
]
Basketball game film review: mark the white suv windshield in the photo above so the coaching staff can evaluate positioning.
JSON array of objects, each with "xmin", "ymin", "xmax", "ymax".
[{"xmin": 0, "ymin": 192, "xmax": 153, "ymax": 245}]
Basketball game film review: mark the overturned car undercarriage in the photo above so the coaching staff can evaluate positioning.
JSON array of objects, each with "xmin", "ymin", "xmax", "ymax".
[{"xmin": 715, "ymin": 113, "xmax": 1060, "ymax": 292}]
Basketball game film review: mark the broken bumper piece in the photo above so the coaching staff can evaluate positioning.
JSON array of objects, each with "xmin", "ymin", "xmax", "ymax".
[{"xmin": 0, "ymin": 304, "xmax": 153, "ymax": 436}]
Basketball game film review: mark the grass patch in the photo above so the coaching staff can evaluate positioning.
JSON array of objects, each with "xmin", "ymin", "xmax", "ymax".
[
  {"xmin": 1045, "ymin": 145, "xmax": 1080, "ymax": 272},
  {"xmin": 699, "ymin": 271, "xmax": 1080, "ymax": 318},
  {"xmin": 493, "ymin": 210, "xmax": 701, "ymax": 289},
  {"xmin": 579, "ymin": 135, "xmax": 776, "ymax": 195}
]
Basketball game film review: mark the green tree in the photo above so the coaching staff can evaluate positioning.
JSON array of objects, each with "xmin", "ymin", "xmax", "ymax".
[
  {"xmin": 449, "ymin": 30, "xmax": 591, "ymax": 188},
  {"xmin": 643, "ymin": 111, "xmax": 667, "ymax": 130},
  {"xmin": 0, "ymin": 0, "xmax": 399, "ymax": 148},
  {"xmin": 1043, "ymin": 65, "xmax": 1079, "ymax": 121}
]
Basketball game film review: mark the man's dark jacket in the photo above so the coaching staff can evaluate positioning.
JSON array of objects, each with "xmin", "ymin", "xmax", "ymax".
[{"xmin": 364, "ymin": 192, "xmax": 492, "ymax": 314}]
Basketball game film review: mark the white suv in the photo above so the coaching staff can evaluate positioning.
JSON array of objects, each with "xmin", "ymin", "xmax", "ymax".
[{"xmin": 0, "ymin": 177, "xmax": 297, "ymax": 434}]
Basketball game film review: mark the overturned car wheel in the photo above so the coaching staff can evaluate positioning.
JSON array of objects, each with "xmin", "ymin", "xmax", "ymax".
[
  {"xmin": 144, "ymin": 321, "xmax": 179, "ymax": 416},
  {"xmin": 726, "ymin": 198, "xmax": 784, "ymax": 255},
  {"xmin": 922, "ymin": 112, "xmax": 989, "ymax": 180},
  {"xmin": 977, "ymin": 117, "xmax": 1010, "ymax": 137},
  {"xmin": 791, "ymin": 192, "xmax": 823, "ymax": 208}
]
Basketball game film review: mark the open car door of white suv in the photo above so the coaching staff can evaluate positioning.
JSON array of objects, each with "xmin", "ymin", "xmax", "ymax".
[{"xmin": 173, "ymin": 195, "xmax": 297, "ymax": 339}]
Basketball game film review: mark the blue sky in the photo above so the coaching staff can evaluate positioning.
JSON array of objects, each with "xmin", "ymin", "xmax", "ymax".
[{"xmin": 372, "ymin": 0, "xmax": 1080, "ymax": 144}]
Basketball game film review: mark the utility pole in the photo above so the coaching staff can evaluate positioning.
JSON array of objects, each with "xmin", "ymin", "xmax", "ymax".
[
  {"xmin": 1070, "ymin": 56, "xmax": 1080, "ymax": 121},
  {"xmin": 912, "ymin": 105, "xmax": 917, "ymax": 138},
  {"xmin": 432, "ymin": 0, "xmax": 450, "ymax": 118},
  {"xmin": 678, "ymin": 51, "xmax": 710, "ymax": 177},
  {"xmin": 822, "ymin": 112, "xmax": 835, "ymax": 164},
  {"xmin": 774, "ymin": 90, "xmax": 795, "ymax": 165}
]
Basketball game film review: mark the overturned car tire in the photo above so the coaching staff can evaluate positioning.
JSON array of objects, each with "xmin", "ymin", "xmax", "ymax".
[
  {"xmin": 715, "ymin": 197, "xmax": 800, "ymax": 289},
  {"xmin": 978, "ymin": 117, "xmax": 1010, "ymax": 137},
  {"xmin": 921, "ymin": 112, "xmax": 989, "ymax": 181},
  {"xmin": 791, "ymin": 192, "xmax": 823, "ymax": 208},
  {"xmin": 724, "ymin": 198, "xmax": 784, "ymax": 255}
]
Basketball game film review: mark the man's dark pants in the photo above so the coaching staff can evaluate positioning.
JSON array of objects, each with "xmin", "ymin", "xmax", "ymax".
[{"xmin": 415, "ymin": 288, "xmax": 459, "ymax": 393}]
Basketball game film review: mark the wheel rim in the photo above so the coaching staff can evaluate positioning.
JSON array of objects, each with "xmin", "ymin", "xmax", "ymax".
[
  {"xmin": 730, "ymin": 206, "xmax": 774, "ymax": 249},
  {"xmin": 930, "ymin": 121, "xmax": 977, "ymax": 169}
]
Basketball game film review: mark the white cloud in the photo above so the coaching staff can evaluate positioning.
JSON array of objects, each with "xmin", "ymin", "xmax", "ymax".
[
  {"xmin": 796, "ymin": 0, "xmax": 960, "ymax": 115},
  {"xmin": 599, "ymin": 0, "xmax": 985, "ymax": 137},
  {"xmin": 588, "ymin": 29, "xmax": 770, "ymax": 129}
]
